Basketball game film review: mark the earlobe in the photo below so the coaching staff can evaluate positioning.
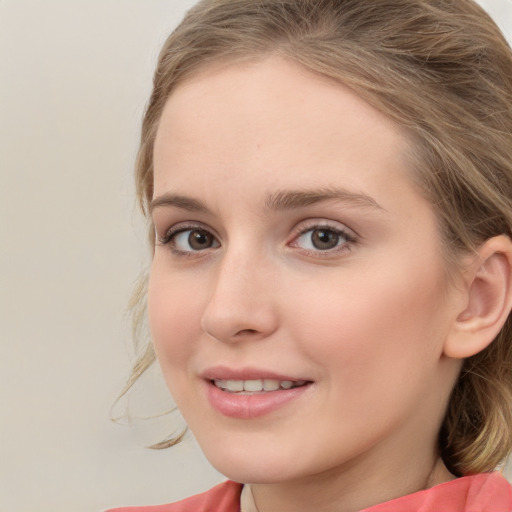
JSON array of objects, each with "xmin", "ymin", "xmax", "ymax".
[{"xmin": 444, "ymin": 235, "xmax": 512, "ymax": 359}]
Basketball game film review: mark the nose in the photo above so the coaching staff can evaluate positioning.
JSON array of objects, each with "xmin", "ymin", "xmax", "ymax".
[{"xmin": 200, "ymin": 248, "xmax": 279, "ymax": 343}]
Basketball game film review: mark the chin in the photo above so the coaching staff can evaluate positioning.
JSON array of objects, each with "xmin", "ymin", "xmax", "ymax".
[
  {"xmin": 211, "ymin": 461, "xmax": 295, "ymax": 485},
  {"xmin": 200, "ymin": 441, "xmax": 302, "ymax": 484}
]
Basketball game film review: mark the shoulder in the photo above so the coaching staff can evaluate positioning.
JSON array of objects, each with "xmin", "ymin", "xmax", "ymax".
[
  {"xmin": 106, "ymin": 481, "xmax": 243, "ymax": 512},
  {"xmin": 463, "ymin": 472, "xmax": 512, "ymax": 511},
  {"xmin": 363, "ymin": 472, "xmax": 512, "ymax": 512}
]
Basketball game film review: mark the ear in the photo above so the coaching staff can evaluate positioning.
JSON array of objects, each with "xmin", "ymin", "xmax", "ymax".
[{"xmin": 444, "ymin": 235, "xmax": 512, "ymax": 359}]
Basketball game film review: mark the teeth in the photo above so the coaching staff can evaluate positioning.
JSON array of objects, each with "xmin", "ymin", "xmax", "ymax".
[
  {"xmin": 226, "ymin": 380, "xmax": 244, "ymax": 392},
  {"xmin": 244, "ymin": 379, "xmax": 263, "ymax": 392},
  {"xmin": 263, "ymin": 379, "xmax": 280, "ymax": 391},
  {"xmin": 213, "ymin": 379, "xmax": 307, "ymax": 393}
]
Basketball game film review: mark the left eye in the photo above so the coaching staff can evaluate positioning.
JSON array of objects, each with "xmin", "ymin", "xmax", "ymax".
[{"xmin": 294, "ymin": 227, "xmax": 350, "ymax": 251}]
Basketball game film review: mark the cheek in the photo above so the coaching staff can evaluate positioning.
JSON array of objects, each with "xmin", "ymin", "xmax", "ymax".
[
  {"xmin": 147, "ymin": 264, "xmax": 203, "ymax": 377},
  {"xmin": 287, "ymin": 256, "xmax": 449, "ymax": 389}
]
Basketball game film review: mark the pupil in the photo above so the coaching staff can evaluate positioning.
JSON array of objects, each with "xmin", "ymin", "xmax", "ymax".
[
  {"xmin": 189, "ymin": 230, "xmax": 211, "ymax": 250},
  {"xmin": 312, "ymin": 229, "xmax": 339, "ymax": 250}
]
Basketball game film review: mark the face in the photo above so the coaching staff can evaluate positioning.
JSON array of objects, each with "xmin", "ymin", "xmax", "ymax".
[{"xmin": 149, "ymin": 57, "xmax": 463, "ymax": 486}]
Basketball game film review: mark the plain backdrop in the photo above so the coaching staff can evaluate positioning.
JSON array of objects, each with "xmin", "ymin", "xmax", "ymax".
[{"xmin": 1, "ymin": 1, "xmax": 512, "ymax": 511}]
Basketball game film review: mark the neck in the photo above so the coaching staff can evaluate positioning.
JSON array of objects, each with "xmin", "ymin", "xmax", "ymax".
[{"xmin": 249, "ymin": 455, "xmax": 455, "ymax": 512}]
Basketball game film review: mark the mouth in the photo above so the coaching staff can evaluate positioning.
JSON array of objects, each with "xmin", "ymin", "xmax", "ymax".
[
  {"xmin": 212, "ymin": 378, "xmax": 309, "ymax": 394},
  {"xmin": 202, "ymin": 367, "xmax": 313, "ymax": 418}
]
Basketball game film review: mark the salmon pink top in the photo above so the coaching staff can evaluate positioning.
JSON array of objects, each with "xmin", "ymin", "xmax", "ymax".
[{"xmin": 107, "ymin": 472, "xmax": 512, "ymax": 512}]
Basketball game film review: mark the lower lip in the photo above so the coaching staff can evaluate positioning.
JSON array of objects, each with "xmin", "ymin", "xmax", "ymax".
[{"xmin": 205, "ymin": 381, "xmax": 311, "ymax": 419}]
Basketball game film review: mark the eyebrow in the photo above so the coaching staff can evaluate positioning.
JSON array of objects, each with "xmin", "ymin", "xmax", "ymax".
[
  {"xmin": 149, "ymin": 186, "xmax": 383, "ymax": 215},
  {"xmin": 264, "ymin": 187, "xmax": 384, "ymax": 212},
  {"xmin": 149, "ymin": 193, "xmax": 211, "ymax": 214}
]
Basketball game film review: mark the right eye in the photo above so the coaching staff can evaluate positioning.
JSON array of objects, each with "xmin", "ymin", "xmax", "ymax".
[{"xmin": 159, "ymin": 227, "xmax": 220, "ymax": 253}]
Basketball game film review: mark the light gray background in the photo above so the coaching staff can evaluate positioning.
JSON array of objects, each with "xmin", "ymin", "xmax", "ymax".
[{"xmin": 1, "ymin": 1, "xmax": 511, "ymax": 511}]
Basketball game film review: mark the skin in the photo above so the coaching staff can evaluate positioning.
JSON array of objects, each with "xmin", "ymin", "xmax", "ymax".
[{"xmin": 148, "ymin": 57, "xmax": 466, "ymax": 512}]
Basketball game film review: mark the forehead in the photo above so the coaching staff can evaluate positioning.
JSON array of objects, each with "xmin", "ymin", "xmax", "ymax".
[{"xmin": 153, "ymin": 56, "xmax": 413, "ymax": 205}]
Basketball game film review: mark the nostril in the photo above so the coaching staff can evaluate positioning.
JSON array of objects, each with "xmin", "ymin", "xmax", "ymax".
[
  {"xmin": 235, "ymin": 328, "xmax": 258, "ymax": 336},
  {"xmin": 201, "ymin": 297, "xmax": 279, "ymax": 343}
]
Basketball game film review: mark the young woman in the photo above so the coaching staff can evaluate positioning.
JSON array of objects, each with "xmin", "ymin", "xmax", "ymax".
[{"xmin": 110, "ymin": 1, "xmax": 512, "ymax": 510}]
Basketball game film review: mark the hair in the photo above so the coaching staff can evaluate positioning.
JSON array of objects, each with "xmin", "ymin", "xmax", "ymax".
[{"xmin": 125, "ymin": 0, "xmax": 512, "ymax": 476}]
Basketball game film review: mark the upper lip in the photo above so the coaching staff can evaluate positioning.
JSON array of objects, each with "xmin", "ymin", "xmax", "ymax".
[{"xmin": 201, "ymin": 366, "xmax": 311, "ymax": 382}]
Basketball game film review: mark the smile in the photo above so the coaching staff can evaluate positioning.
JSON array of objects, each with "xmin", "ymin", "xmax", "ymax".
[
  {"xmin": 213, "ymin": 379, "xmax": 308, "ymax": 393},
  {"xmin": 205, "ymin": 376, "xmax": 313, "ymax": 419}
]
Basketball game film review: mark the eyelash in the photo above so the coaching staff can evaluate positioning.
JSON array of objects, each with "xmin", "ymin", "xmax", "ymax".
[
  {"xmin": 156, "ymin": 223, "xmax": 219, "ymax": 257},
  {"xmin": 156, "ymin": 221, "xmax": 357, "ymax": 258},
  {"xmin": 289, "ymin": 222, "xmax": 356, "ymax": 257}
]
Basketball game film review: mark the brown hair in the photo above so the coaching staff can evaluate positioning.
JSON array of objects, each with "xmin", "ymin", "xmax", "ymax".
[{"xmin": 126, "ymin": 0, "xmax": 512, "ymax": 475}]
